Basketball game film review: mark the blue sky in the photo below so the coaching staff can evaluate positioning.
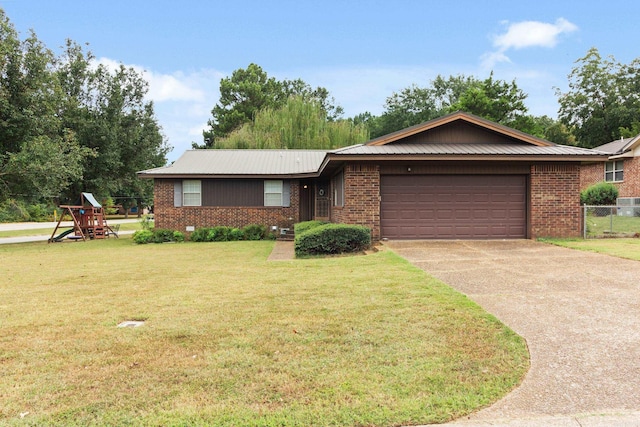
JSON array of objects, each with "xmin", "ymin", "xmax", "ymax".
[{"xmin": 2, "ymin": 0, "xmax": 638, "ymax": 161}]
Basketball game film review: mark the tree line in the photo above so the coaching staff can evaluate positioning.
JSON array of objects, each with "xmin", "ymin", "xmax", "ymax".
[
  {"xmin": 0, "ymin": 9, "xmax": 168, "ymax": 220},
  {"xmin": 202, "ymin": 49, "xmax": 640, "ymax": 151}
]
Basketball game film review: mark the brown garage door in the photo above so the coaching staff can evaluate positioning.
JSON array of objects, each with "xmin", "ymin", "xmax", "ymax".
[{"xmin": 381, "ymin": 175, "xmax": 527, "ymax": 239}]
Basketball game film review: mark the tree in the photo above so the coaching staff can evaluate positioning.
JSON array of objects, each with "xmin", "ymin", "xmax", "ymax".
[
  {"xmin": 0, "ymin": 9, "xmax": 168, "ymax": 209},
  {"xmin": 0, "ymin": 11, "xmax": 93, "ymax": 202},
  {"xmin": 364, "ymin": 73, "xmax": 534, "ymax": 138},
  {"xmin": 214, "ymin": 96, "xmax": 368, "ymax": 149},
  {"xmin": 56, "ymin": 41, "xmax": 169, "ymax": 205},
  {"xmin": 449, "ymin": 73, "xmax": 529, "ymax": 125},
  {"xmin": 201, "ymin": 63, "xmax": 342, "ymax": 147},
  {"xmin": 557, "ymin": 47, "xmax": 640, "ymax": 148},
  {"xmin": 374, "ymin": 84, "xmax": 441, "ymax": 137}
]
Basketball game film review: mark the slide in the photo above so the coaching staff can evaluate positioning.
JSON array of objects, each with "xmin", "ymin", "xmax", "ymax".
[{"xmin": 52, "ymin": 229, "xmax": 75, "ymax": 242}]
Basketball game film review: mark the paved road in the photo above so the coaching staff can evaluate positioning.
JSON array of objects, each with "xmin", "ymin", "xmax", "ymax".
[
  {"xmin": 384, "ymin": 240, "xmax": 640, "ymax": 427},
  {"xmin": 0, "ymin": 219, "xmax": 139, "ymax": 244}
]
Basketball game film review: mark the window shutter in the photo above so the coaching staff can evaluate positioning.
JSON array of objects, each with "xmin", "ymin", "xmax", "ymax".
[
  {"xmin": 283, "ymin": 180, "xmax": 291, "ymax": 207},
  {"xmin": 174, "ymin": 181, "xmax": 182, "ymax": 207}
]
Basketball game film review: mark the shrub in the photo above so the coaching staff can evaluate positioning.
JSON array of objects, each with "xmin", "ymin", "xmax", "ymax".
[
  {"xmin": 189, "ymin": 227, "xmax": 210, "ymax": 242},
  {"xmin": 243, "ymin": 224, "xmax": 267, "ymax": 241},
  {"xmin": 139, "ymin": 214, "xmax": 153, "ymax": 231},
  {"xmin": 189, "ymin": 224, "xmax": 271, "ymax": 242},
  {"xmin": 227, "ymin": 228, "xmax": 244, "ymax": 241},
  {"xmin": 132, "ymin": 230, "xmax": 153, "ymax": 244},
  {"xmin": 0, "ymin": 199, "xmax": 57, "ymax": 222},
  {"xmin": 152, "ymin": 228, "xmax": 177, "ymax": 243},
  {"xmin": 580, "ymin": 182, "xmax": 619, "ymax": 205},
  {"xmin": 132, "ymin": 229, "xmax": 184, "ymax": 244},
  {"xmin": 206, "ymin": 226, "xmax": 230, "ymax": 242},
  {"xmin": 26, "ymin": 203, "xmax": 54, "ymax": 221},
  {"xmin": 294, "ymin": 220, "xmax": 328, "ymax": 235},
  {"xmin": 295, "ymin": 223, "xmax": 371, "ymax": 257}
]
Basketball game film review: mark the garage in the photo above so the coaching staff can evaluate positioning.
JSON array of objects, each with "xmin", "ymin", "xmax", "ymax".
[{"xmin": 380, "ymin": 174, "xmax": 527, "ymax": 239}]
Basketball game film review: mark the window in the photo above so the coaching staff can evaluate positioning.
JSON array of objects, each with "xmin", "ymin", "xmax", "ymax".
[
  {"xmin": 182, "ymin": 180, "xmax": 201, "ymax": 206},
  {"xmin": 264, "ymin": 180, "xmax": 283, "ymax": 206},
  {"xmin": 333, "ymin": 170, "xmax": 344, "ymax": 207},
  {"xmin": 605, "ymin": 160, "xmax": 624, "ymax": 182}
]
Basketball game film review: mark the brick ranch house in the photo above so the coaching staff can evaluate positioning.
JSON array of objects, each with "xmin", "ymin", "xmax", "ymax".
[
  {"xmin": 138, "ymin": 112, "xmax": 607, "ymax": 240},
  {"xmin": 580, "ymin": 133, "xmax": 640, "ymax": 198}
]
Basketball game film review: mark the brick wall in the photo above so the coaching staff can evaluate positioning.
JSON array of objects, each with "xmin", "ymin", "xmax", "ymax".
[
  {"xmin": 530, "ymin": 163, "xmax": 581, "ymax": 238},
  {"xmin": 614, "ymin": 157, "xmax": 640, "ymax": 198},
  {"xmin": 580, "ymin": 158, "xmax": 640, "ymax": 198},
  {"xmin": 153, "ymin": 179, "xmax": 300, "ymax": 233},
  {"xmin": 331, "ymin": 163, "xmax": 381, "ymax": 240},
  {"xmin": 580, "ymin": 162, "xmax": 604, "ymax": 190}
]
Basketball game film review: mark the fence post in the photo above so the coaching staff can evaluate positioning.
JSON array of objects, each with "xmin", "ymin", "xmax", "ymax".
[
  {"xmin": 583, "ymin": 205, "xmax": 586, "ymax": 239},
  {"xmin": 610, "ymin": 207, "xmax": 614, "ymax": 234}
]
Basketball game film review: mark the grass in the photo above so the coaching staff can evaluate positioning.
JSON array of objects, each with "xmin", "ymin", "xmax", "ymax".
[
  {"xmin": 541, "ymin": 237, "xmax": 640, "ymax": 261},
  {"xmin": 584, "ymin": 213, "xmax": 640, "ymax": 237},
  {"xmin": 0, "ymin": 238, "xmax": 528, "ymax": 426}
]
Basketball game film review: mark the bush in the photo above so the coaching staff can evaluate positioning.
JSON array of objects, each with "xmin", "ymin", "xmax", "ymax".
[
  {"xmin": 581, "ymin": 182, "xmax": 619, "ymax": 205},
  {"xmin": 132, "ymin": 230, "xmax": 153, "ymax": 244},
  {"xmin": 132, "ymin": 229, "xmax": 184, "ymax": 244},
  {"xmin": 189, "ymin": 224, "xmax": 270, "ymax": 242},
  {"xmin": 295, "ymin": 223, "xmax": 371, "ymax": 257},
  {"xmin": 243, "ymin": 224, "xmax": 267, "ymax": 241},
  {"xmin": 189, "ymin": 227, "xmax": 210, "ymax": 242},
  {"xmin": 152, "ymin": 228, "xmax": 176, "ymax": 243},
  {"xmin": 0, "ymin": 199, "xmax": 56, "ymax": 222},
  {"xmin": 294, "ymin": 220, "xmax": 328, "ymax": 235},
  {"xmin": 227, "ymin": 228, "xmax": 244, "ymax": 241}
]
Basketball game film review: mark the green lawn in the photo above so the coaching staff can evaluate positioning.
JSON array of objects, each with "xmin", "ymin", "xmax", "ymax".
[
  {"xmin": 541, "ymin": 237, "xmax": 640, "ymax": 261},
  {"xmin": 584, "ymin": 213, "xmax": 640, "ymax": 237},
  {"xmin": 0, "ymin": 238, "xmax": 528, "ymax": 426}
]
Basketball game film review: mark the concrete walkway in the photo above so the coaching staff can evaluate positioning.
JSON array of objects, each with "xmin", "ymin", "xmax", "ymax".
[
  {"xmin": 383, "ymin": 240, "xmax": 640, "ymax": 427},
  {"xmin": 267, "ymin": 240, "xmax": 295, "ymax": 260}
]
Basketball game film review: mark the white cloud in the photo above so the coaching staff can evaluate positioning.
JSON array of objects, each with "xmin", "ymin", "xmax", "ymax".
[
  {"xmin": 482, "ymin": 18, "xmax": 578, "ymax": 68},
  {"xmin": 94, "ymin": 57, "xmax": 207, "ymax": 102},
  {"xmin": 494, "ymin": 18, "xmax": 578, "ymax": 50},
  {"xmin": 480, "ymin": 51, "xmax": 512, "ymax": 69},
  {"xmin": 145, "ymin": 72, "xmax": 204, "ymax": 102},
  {"xmin": 91, "ymin": 57, "xmax": 225, "ymax": 161}
]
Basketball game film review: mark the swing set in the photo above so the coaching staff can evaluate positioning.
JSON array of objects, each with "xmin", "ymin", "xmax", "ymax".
[{"xmin": 49, "ymin": 193, "xmax": 119, "ymax": 243}]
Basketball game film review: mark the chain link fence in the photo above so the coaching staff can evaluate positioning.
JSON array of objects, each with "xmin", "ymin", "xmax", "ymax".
[{"xmin": 583, "ymin": 205, "xmax": 640, "ymax": 238}]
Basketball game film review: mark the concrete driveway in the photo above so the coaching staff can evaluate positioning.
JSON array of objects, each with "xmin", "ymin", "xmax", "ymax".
[{"xmin": 384, "ymin": 240, "xmax": 640, "ymax": 425}]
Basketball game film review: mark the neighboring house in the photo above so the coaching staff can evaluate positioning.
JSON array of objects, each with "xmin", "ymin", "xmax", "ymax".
[
  {"xmin": 138, "ymin": 112, "xmax": 606, "ymax": 240},
  {"xmin": 580, "ymin": 134, "xmax": 640, "ymax": 198}
]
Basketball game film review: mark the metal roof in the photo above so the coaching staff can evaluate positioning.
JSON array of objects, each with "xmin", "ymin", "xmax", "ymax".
[
  {"xmin": 139, "ymin": 149, "xmax": 329, "ymax": 178},
  {"xmin": 332, "ymin": 143, "xmax": 607, "ymax": 157},
  {"xmin": 593, "ymin": 137, "xmax": 634, "ymax": 155}
]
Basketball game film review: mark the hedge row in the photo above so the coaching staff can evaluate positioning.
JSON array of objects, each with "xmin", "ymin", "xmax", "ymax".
[
  {"xmin": 132, "ymin": 229, "xmax": 185, "ymax": 244},
  {"xmin": 295, "ymin": 223, "xmax": 371, "ymax": 256},
  {"xmin": 293, "ymin": 220, "xmax": 328, "ymax": 235},
  {"xmin": 189, "ymin": 224, "xmax": 268, "ymax": 242}
]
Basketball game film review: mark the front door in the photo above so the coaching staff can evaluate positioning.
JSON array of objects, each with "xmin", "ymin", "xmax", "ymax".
[
  {"xmin": 299, "ymin": 181, "xmax": 313, "ymax": 222},
  {"xmin": 315, "ymin": 181, "xmax": 330, "ymax": 220}
]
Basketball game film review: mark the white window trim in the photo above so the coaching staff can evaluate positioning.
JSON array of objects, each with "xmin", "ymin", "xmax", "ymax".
[
  {"xmin": 182, "ymin": 180, "xmax": 202, "ymax": 206},
  {"xmin": 605, "ymin": 160, "xmax": 624, "ymax": 182},
  {"xmin": 264, "ymin": 180, "xmax": 283, "ymax": 207}
]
